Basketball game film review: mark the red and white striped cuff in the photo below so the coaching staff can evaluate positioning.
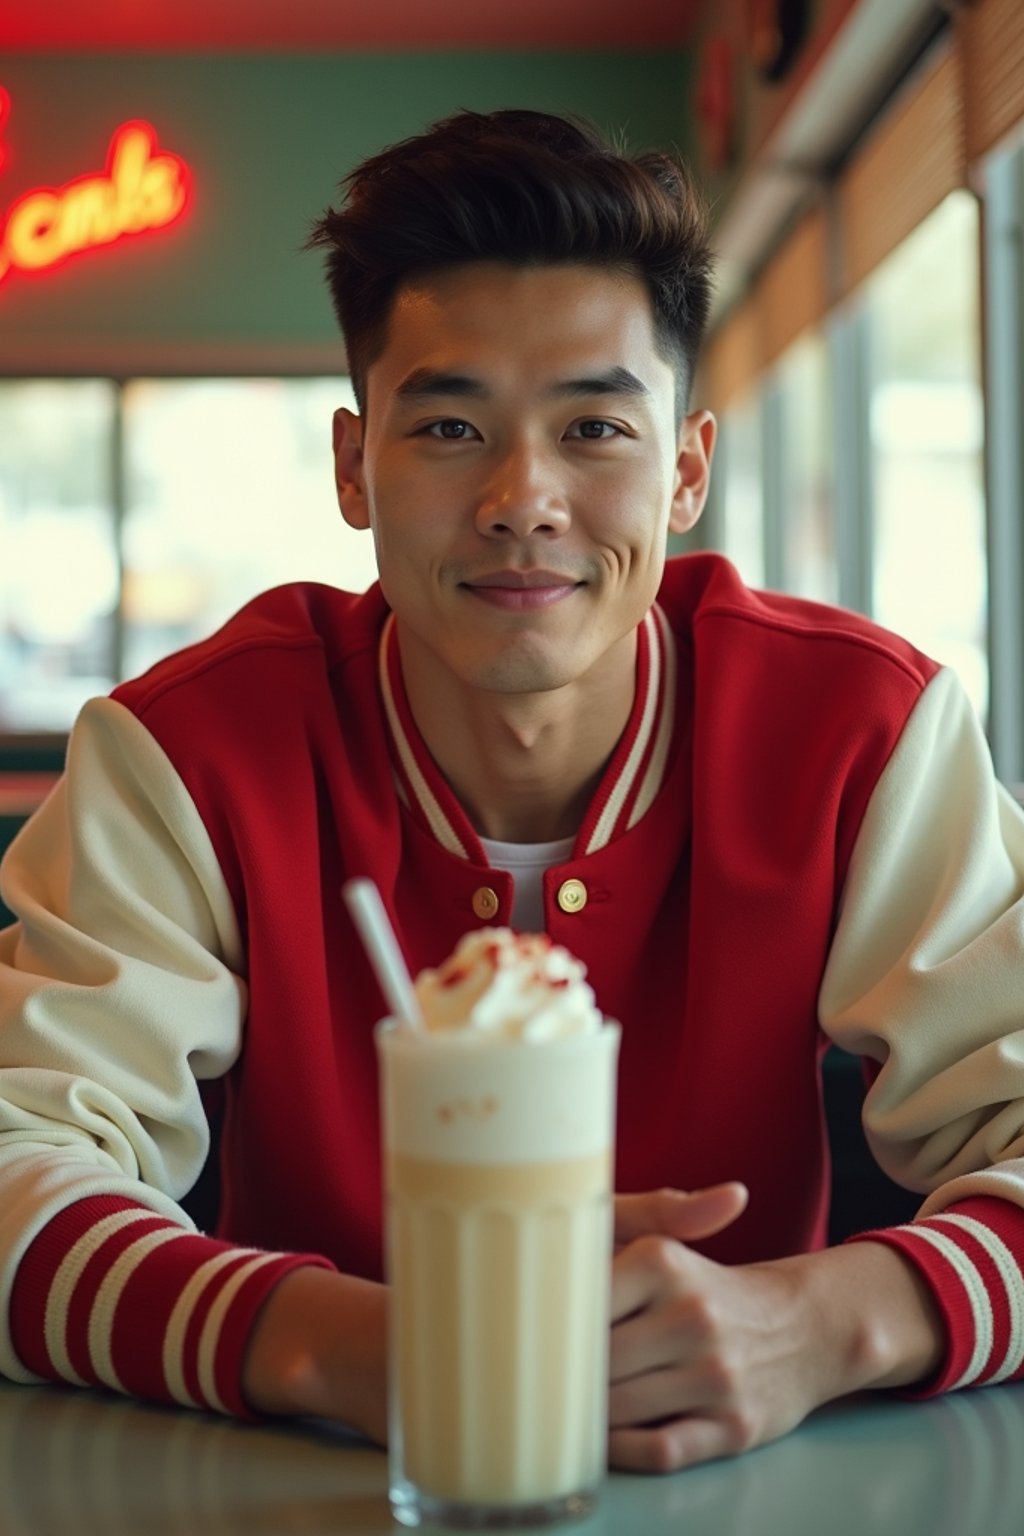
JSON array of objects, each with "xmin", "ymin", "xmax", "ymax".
[
  {"xmin": 847, "ymin": 1195, "xmax": 1024, "ymax": 1393},
  {"xmin": 9, "ymin": 1195, "xmax": 335, "ymax": 1416}
]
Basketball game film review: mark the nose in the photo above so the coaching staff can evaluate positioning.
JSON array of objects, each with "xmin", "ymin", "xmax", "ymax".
[{"xmin": 475, "ymin": 442, "xmax": 571, "ymax": 540}]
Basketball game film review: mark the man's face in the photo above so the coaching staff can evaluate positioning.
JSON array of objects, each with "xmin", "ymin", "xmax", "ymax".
[{"xmin": 334, "ymin": 262, "xmax": 714, "ymax": 697}]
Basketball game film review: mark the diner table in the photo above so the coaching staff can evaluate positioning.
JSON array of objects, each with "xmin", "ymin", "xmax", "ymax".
[{"xmin": 1, "ymin": 1378, "xmax": 1022, "ymax": 1536}]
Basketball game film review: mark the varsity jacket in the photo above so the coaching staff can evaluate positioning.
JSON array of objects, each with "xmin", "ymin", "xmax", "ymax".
[{"xmin": 1, "ymin": 553, "xmax": 1023, "ymax": 1415}]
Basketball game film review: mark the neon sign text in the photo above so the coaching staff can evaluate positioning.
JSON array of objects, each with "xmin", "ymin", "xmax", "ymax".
[
  {"xmin": 0, "ymin": 92, "xmax": 192, "ymax": 286},
  {"xmin": 0, "ymin": 89, "xmax": 9, "ymax": 175}
]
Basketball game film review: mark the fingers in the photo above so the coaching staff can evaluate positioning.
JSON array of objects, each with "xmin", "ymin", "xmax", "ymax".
[
  {"xmin": 609, "ymin": 1276, "xmax": 723, "ymax": 1379},
  {"xmin": 609, "ymin": 1359, "xmax": 729, "ymax": 1429},
  {"xmin": 611, "ymin": 1232, "xmax": 688, "ymax": 1324},
  {"xmin": 613, "ymin": 1183, "xmax": 748, "ymax": 1247},
  {"xmin": 604, "ymin": 1210, "xmax": 809, "ymax": 1475},
  {"xmin": 609, "ymin": 1413, "xmax": 753, "ymax": 1474}
]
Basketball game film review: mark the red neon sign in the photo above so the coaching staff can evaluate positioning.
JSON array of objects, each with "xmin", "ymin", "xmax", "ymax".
[
  {"xmin": 0, "ymin": 89, "xmax": 192, "ymax": 287},
  {"xmin": 0, "ymin": 88, "xmax": 9, "ymax": 175}
]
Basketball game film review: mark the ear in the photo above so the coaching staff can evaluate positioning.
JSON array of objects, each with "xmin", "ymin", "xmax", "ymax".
[
  {"xmin": 668, "ymin": 409, "xmax": 717, "ymax": 536},
  {"xmin": 333, "ymin": 407, "xmax": 370, "ymax": 530}
]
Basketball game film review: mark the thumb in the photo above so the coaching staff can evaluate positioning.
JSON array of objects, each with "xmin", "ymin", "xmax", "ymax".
[{"xmin": 613, "ymin": 1182, "xmax": 748, "ymax": 1247}]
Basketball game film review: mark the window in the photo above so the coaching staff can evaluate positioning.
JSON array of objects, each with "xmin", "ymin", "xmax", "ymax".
[
  {"xmin": 121, "ymin": 378, "xmax": 372, "ymax": 679},
  {"xmin": 864, "ymin": 192, "xmax": 988, "ymax": 720},
  {"xmin": 0, "ymin": 377, "xmax": 375, "ymax": 731},
  {"xmin": 978, "ymin": 136, "xmax": 1024, "ymax": 785},
  {"xmin": 714, "ymin": 394, "xmax": 765, "ymax": 588},
  {"xmin": 0, "ymin": 381, "xmax": 119, "ymax": 729},
  {"xmin": 776, "ymin": 331, "xmax": 836, "ymax": 604}
]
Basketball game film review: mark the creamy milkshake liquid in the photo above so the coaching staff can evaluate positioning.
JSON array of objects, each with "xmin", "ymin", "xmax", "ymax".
[
  {"xmin": 388, "ymin": 1150, "xmax": 611, "ymax": 1504},
  {"xmin": 376, "ymin": 930, "xmax": 619, "ymax": 1527}
]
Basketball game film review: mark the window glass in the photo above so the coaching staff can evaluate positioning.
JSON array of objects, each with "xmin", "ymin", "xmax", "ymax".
[
  {"xmin": 121, "ymin": 378, "xmax": 376, "ymax": 679},
  {"xmin": 777, "ymin": 331, "xmax": 836, "ymax": 603},
  {"xmin": 715, "ymin": 394, "xmax": 765, "ymax": 587},
  {"xmin": 0, "ymin": 380, "xmax": 118, "ymax": 729},
  {"xmin": 866, "ymin": 191, "xmax": 987, "ymax": 720},
  {"xmin": 0, "ymin": 376, "xmax": 376, "ymax": 732}
]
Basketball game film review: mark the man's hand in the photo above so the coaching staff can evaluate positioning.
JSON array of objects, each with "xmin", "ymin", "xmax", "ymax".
[{"xmin": 608, "ymin": 1187, "xmax": 946, "ymax": 1473}]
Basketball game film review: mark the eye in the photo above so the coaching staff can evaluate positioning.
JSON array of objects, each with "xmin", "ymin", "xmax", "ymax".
[
  {"xmin": 421, "ymin": 419, "xmax": 479, "ymax": 441},
  {"xmin": 568, "ymin": 419, "xmax": 623, "ymax": 441}
]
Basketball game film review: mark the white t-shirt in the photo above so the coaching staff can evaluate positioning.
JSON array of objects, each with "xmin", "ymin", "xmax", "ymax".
[{"xmin": 478, "ymin": 835, "xmax": 575, "ymax": 932}]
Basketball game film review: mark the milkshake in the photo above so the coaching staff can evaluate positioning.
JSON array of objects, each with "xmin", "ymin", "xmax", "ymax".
[{"xmin": 377, "ymin": 929, "xmax": 620, "ymax": 1529}]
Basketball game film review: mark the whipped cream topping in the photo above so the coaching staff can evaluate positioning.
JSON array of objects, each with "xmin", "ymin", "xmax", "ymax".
[{"xmin": 413, "ymin": 928, "xmax": 601, "ymax": 1042}]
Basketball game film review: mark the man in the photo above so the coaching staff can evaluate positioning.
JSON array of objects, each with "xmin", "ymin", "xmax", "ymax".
[{"xmin": 1, "ymin": 109, "xmax": 1023, "ymax": 1473}]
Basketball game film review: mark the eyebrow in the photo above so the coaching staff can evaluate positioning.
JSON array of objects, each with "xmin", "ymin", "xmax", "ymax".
[{"xmin": 393, "ymin": 365, "xmax": 652, "ymax": 403}]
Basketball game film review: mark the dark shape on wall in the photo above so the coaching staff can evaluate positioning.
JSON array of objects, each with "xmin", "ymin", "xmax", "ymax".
[
  {"xmin": 696, "ymin": 35, "xmax": 736, "ymax": 173},
  {"xmin": 746, "ymin": 0, "xmax": 810, "ymax": 83}
]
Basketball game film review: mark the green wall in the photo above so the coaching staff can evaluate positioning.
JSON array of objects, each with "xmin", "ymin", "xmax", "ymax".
[{"xmin": 0, "ymin": 53, "xmax": 694, "ymax": 363}]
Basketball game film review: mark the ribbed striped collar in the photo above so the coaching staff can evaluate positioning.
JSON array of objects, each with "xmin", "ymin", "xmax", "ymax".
[{"xmin": 377, "ymin": 604, "xmax": 676, "ymax": 863}]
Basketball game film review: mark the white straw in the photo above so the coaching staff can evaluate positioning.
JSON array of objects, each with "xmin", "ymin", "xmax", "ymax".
[{"xmin": 343, "ymin": 878, "xmax": 423, "ymax": 1030}]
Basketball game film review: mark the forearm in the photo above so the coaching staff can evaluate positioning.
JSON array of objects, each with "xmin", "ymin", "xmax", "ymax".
[{"xmin": 241, "ymin": 1266, "xmax": 389, "ymax": 1443}]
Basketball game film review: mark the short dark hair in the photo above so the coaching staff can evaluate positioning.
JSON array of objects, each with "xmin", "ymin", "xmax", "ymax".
[{"xmin": 307, "ymin": 108, "xmax": 714, "ymax": 419}]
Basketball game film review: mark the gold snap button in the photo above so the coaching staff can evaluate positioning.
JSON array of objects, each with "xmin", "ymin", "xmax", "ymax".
[
  {"xmin": 557, "ymin": 878, "xmax": 587, "ymax": 914},
  {"xmin": 472, "ymin": 886, "xmax": 500, "ymax": 920}
]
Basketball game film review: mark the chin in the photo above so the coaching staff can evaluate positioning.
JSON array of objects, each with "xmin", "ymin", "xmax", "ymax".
[{"xmin": 464, "ymin": 648, "xmax": 581, "ymax": 695}]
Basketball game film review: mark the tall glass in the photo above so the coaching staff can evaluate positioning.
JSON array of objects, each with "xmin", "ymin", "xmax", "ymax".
[{"xmin": 376, "ymin": 1020, "xmax": 620, "ymax": 1529}]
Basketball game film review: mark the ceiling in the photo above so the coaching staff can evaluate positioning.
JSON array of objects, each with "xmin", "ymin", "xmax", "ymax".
[{"xmin": 0, "ymin": 0, "xmax": 700, "ymax": 52}]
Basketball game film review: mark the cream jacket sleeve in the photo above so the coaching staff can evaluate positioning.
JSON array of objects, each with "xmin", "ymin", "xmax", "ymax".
[
  {"xmin": 820, "ymin": 665, "xmax": 1024, "ymax": 1202},
  {"xmin": 820, "ymin": 666, "xmax": 1024, "ymax": 1388},
  {"xmin": 0, "ymin": 696, "xmax": 249, "ymax": 1388}
]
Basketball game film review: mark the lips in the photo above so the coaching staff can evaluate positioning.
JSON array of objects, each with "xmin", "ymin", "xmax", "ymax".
[{"xmin": 461, "ymin": 570, "xmax": 583, "ymax": 611}]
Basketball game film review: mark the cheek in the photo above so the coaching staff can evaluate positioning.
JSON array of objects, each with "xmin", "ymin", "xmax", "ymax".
[
  {"xmin": 366, "ymin": 473, "xmax": 416, "ymax": 554},
  {"xmin": 368, "ymin": 504, "xmax": 443, "ymax": 608},
  {"xmin": 603, "ymin": 481, "xmax": 673, "ymax": 556},
  {"xmin": 599, "ymin": 455, "xmax": 673, "ymax": 519}
]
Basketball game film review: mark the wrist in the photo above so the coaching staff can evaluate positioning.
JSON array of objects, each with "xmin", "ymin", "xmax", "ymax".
[
  {"xmin": 242, "ymin": 1265, "xmax": 388, "ymax": 1440},
  {"xmin": 840, "ymin": 1237, "xmax": 946, "ymax": 1389},
  {"xmin": 782, "ymin": 1240, "xmax": 945, "ymax": 1401}
]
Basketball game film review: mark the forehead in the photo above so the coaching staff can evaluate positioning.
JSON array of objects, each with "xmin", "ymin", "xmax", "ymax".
[{"xmin": 371, "ymin": 263, "xmax": 672, "ymax": 396}]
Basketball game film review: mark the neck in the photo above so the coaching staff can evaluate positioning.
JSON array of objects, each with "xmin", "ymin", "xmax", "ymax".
[{"xmin": 396, "ymin": 628, "xmax": 638, "ymax": 844}]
